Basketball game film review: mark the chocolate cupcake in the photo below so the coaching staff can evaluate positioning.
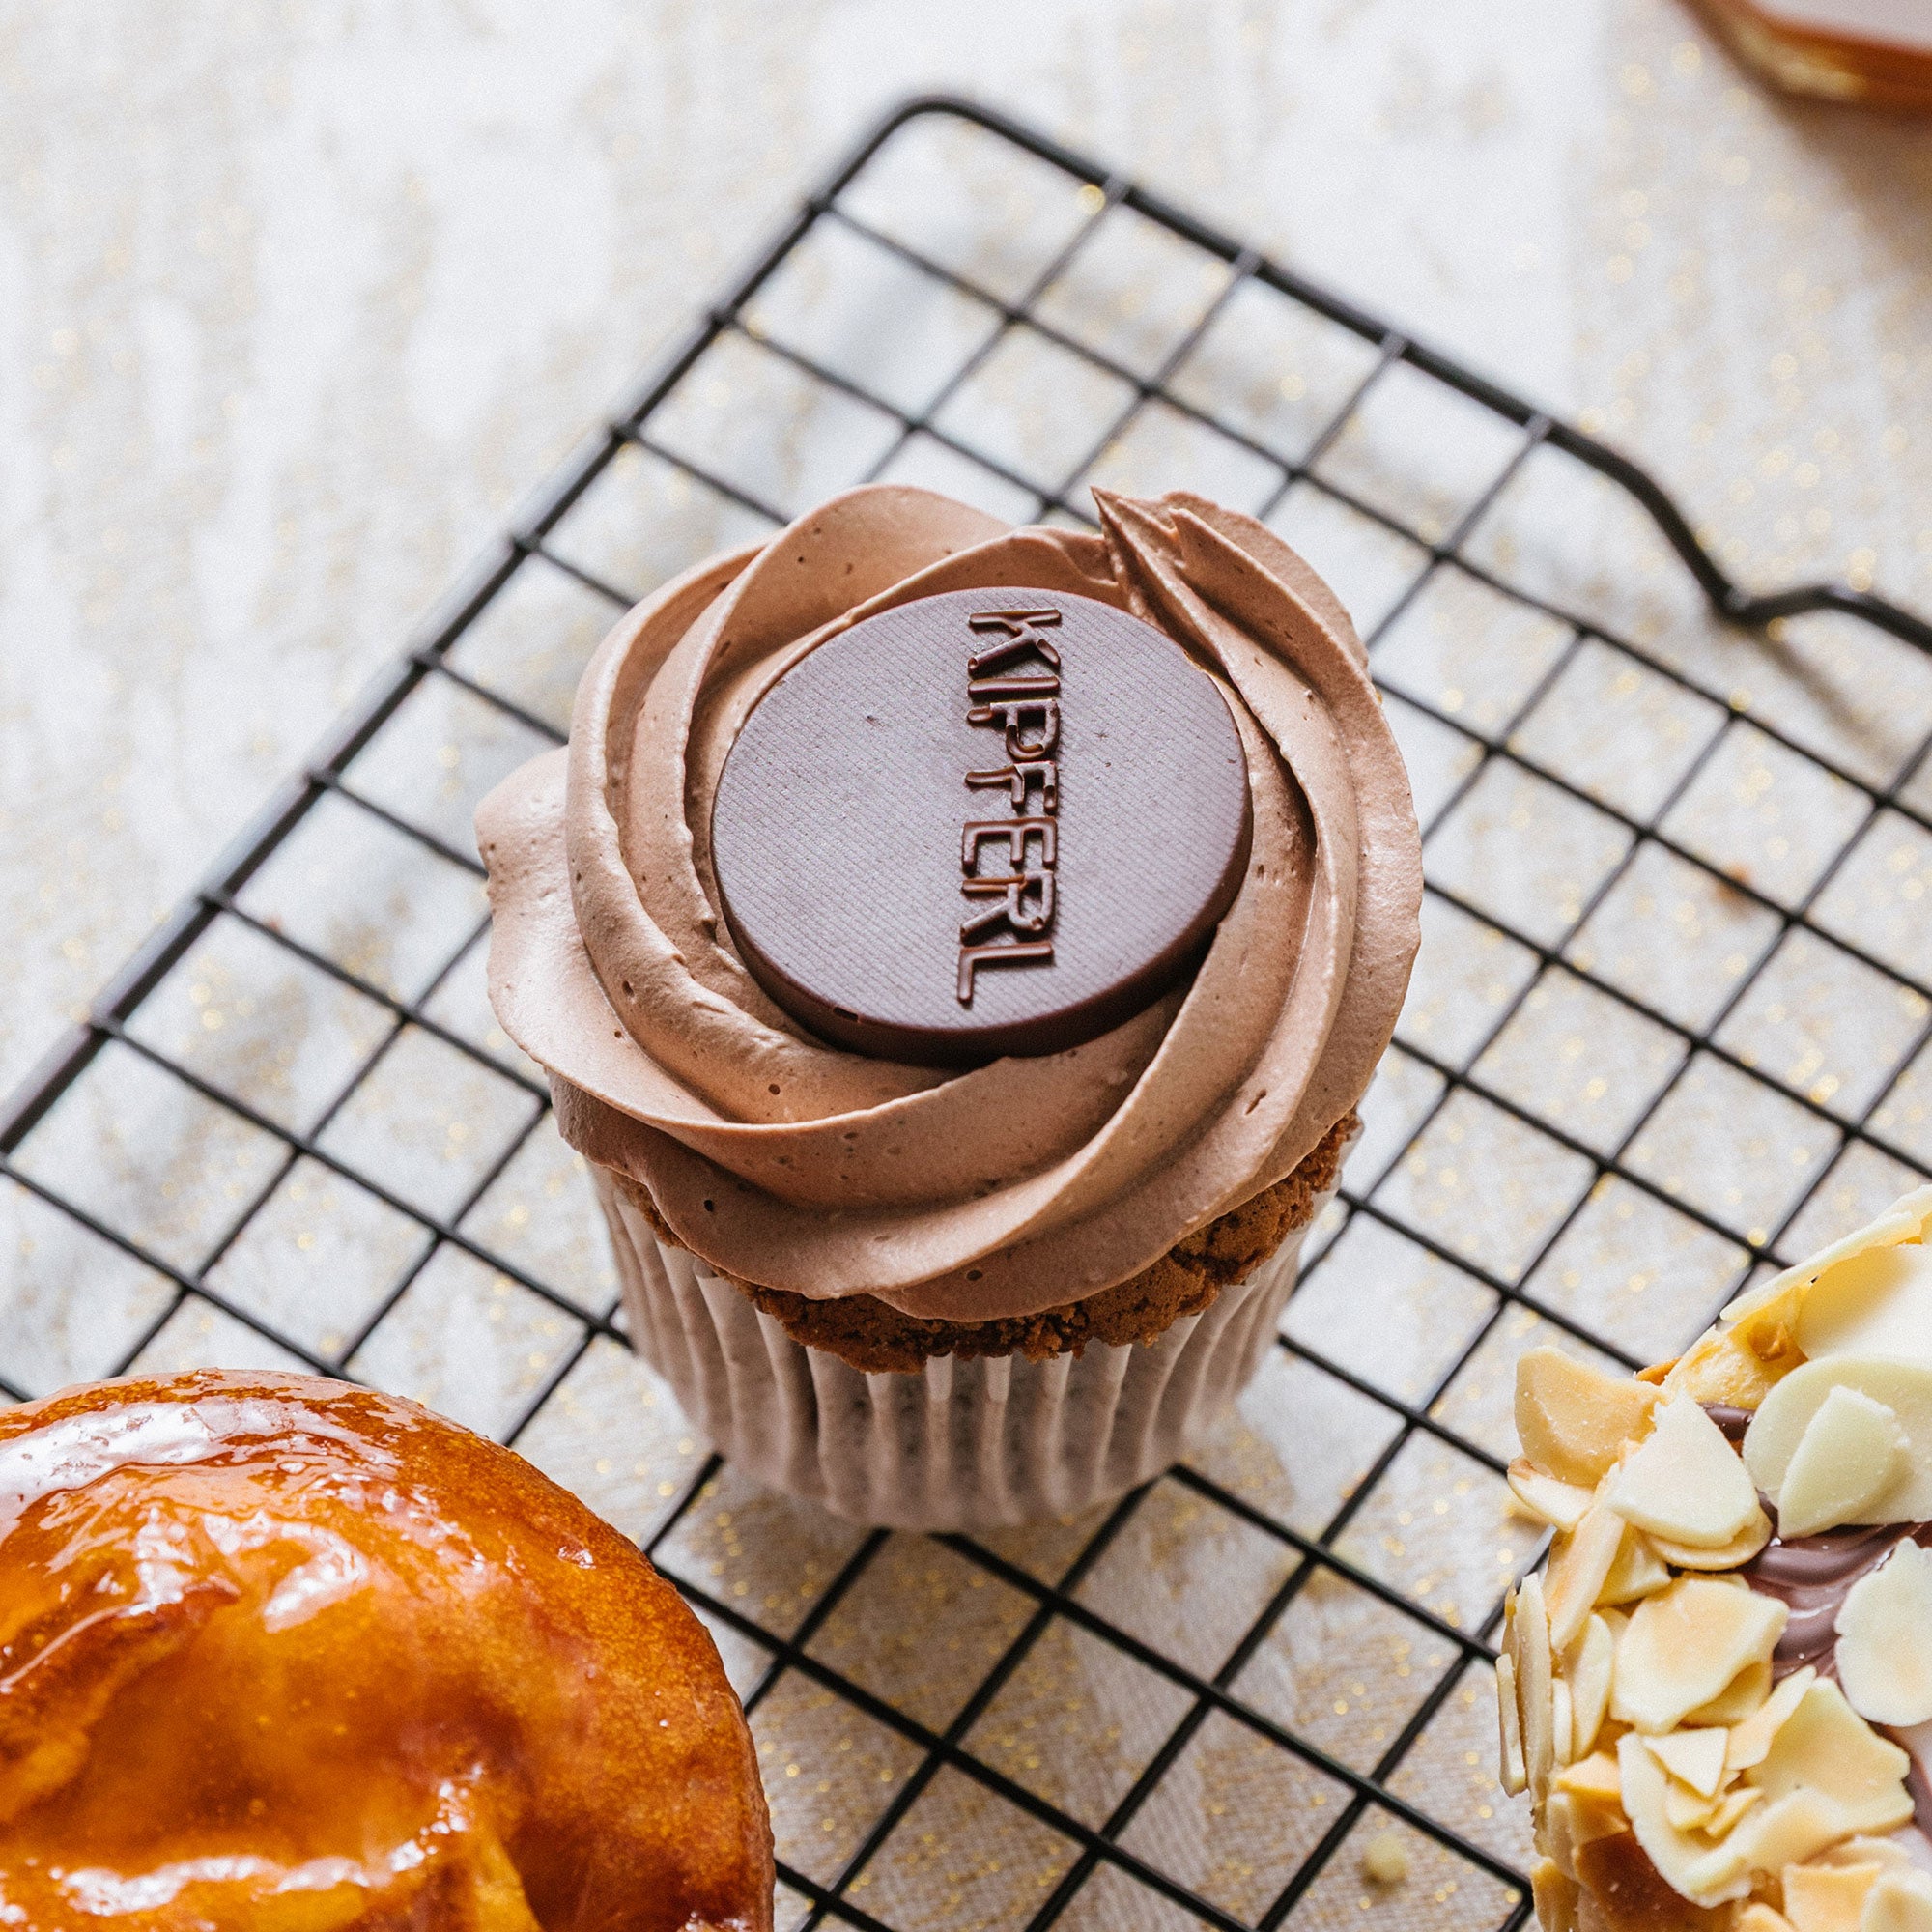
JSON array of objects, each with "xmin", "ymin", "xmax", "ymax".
[
  {"xmin": 479, "ymin": 485, "xmax": 1421, "ymax": 1529},
  {"xmin": 1496, "ymin": 1187, "xmax": 1932, "ymax": 1932}
]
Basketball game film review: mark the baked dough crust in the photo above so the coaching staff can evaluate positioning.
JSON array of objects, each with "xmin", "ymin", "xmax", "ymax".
[{"xmin": 0, "ymin": 1370, "xmax": 772, "ymax": 1931}]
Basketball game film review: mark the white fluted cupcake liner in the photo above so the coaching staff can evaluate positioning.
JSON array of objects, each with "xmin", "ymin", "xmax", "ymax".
[{"xmin": 594, "ymin": 1170, "xmax": 1336, "ymax": 1530}]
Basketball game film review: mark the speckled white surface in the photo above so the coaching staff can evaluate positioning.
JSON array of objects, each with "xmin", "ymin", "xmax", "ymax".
[
  {"xmin": 4, "ymin": 0, "xmax": 1929, "ymax": 1098},
  {"xmin": 4, "ymin": 16, "xmax": 1932, "ymax": 1925}
]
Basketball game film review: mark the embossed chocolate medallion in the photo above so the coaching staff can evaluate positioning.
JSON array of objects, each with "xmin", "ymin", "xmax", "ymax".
[{"xmin": 709, "ymin": 586, "xmax": 1252, "ymax": 1065}]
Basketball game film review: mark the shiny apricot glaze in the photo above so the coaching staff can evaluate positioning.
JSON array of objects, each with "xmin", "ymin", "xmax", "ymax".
[{"xmin": 0, "ymin": 1370, "xmax": 773, "ymax": 1931}]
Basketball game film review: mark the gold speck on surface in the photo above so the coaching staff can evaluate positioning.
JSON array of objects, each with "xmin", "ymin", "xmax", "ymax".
[{"xmin": 1361, "ymin": 1831, "xmax": 1410, "ymax": 1887}]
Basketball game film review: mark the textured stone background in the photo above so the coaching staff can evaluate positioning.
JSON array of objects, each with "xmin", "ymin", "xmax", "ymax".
[{"xmin": 2, "ymin": 0, "xmax": 1929, "ymax": 1100}]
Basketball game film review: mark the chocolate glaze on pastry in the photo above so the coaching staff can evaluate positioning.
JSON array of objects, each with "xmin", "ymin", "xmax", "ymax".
[
  {"xmin": 1745, "ymin": 1519, "xmax": 1932, "ymax": 1834},
  {"xmin": 1700, "ymin": 1402, "xmax": 1752, "ymax": 1444},
  {"xmin": 0, "ymin": 1371, "xmax": 773, "ymax": 1932},
  {"xmin": 1499, "ymin": 1196, "xmax": 1932, "ymax": 1930},
  {"xmin": 1744, "ymin": 1520, "xmax": 1931, "ymax": 1678}
]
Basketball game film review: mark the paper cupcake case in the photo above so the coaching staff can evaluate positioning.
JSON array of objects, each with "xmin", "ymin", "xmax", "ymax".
[{"xmin": 596, "ymin": 1166, "xmax": 1338, "ymax": 1532}]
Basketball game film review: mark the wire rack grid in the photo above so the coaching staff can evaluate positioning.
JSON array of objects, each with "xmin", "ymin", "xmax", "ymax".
[{"xmin": 6, "ymin": 95, "xmax": 1932, "ymax": 1932}]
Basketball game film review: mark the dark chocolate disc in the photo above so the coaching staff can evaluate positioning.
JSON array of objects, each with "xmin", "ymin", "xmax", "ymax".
[{"xmin": 709, "ymin": 586, "xmax": 1252, "ymax": 1065}]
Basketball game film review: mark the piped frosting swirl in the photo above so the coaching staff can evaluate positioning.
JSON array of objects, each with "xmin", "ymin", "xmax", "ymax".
[{"xmin": 478, "ymin": 485, "xmax": 1421, "ymax": 1321}]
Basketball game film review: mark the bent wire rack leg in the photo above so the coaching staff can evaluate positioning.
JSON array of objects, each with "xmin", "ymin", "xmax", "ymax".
[{"xmin": 5, "ymin": 93, "xmax": 1930, "ymax": 1932}]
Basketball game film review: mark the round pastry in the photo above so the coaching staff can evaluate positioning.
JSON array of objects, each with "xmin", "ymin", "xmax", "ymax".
[
  {"xmin": 1496, "ymin": 1186, "xmax": 1932, "ymax": 1932},
  {"xmin": 480, "ymin": 483, "xmax": 1422, "ymax": 1529},
  {"xmin": 0, "ymin": 1369, "xmax": 772, "ymax": 1931}
]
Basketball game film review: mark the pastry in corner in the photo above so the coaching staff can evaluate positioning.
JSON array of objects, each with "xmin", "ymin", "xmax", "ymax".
[
  {"xmin": 0, "ymin": 1369, "xmax": 773, "ymax": 1932},
  {"xmin": 1496, "ymin": 1186, "xmax": 1932, "ymax": 1932}
]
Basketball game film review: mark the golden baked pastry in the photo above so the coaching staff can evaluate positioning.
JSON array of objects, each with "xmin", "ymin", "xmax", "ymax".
[{"xmin": 0, "ymin": 1369, "xmax": 772, "ymax": 1931}]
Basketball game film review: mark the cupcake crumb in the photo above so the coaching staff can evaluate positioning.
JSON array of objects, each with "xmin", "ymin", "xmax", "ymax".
[{"xmin": 1361, "ymin": 1832, "xmax": 1408, "ymax": 1887}]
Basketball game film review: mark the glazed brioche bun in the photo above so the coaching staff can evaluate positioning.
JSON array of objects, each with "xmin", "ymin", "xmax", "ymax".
[{"xmin": 0, "ymin": 1369, "xmax": 772, "ymax": 1931}]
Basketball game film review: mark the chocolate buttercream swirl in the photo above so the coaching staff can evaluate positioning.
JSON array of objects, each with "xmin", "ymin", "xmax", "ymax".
[{"xmin": 478, "ymin": 486, "xmax": 1421, "ymax": 1322}]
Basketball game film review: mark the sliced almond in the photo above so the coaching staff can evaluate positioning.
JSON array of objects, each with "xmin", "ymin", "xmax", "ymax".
[
  {"xmin": 1776, "ymin": 1387, "xmax": 1910, "ymax": 1539},
  {"xmin": 1814, "ymin": 1835, "xmax": 1918, "ymax": 1875},
  {"xmin": 1577, "ymin": 1789, "xmax": 1634, "ymax": 1837},
  {"xmin": 1664, "ymin": 1779, "xmax": 1721, "ymax": 1832},
  {"xmin": 1794, "ymin": 1242, "xmax": 1932, "ymax": 1371},
  {"xmin": 1663, "ymin": 1323, "xmax": 1792, "ymax": 1409},
  {"xmin": 1648, "ymin": 1505, "xmax": 1774, "ymax": 1571},
  {"xmin": 1737, "ymin": 1906, "xmax": 1797, "ymax": 1932},
  {"xmin": 1747, "ymin": 1679, "xmax": 1913, "ymax": 1836},
  {"xmin": 1552, "ymin": 1678, "xmax": 1576, "ymax": 1767},
  {"xmin": 1611, "ymin": 1576, "xmax": 1788, "ymax": 1736},
  {"xmin": 1508, "ymin": 1458, "xmax": 1594, "ymax": 1533},
  {"xmin": 1683, "ymin": 1789, "xmax": 1853, "ymax": 1898},
  {"xmin": 1530, "ymin": 1856, "xmax": 1579, "ymax": 1932},
  {"xmin": 1539, "ymin": 1788, "xmax": 1627, "ymax": 1882},
  {"xmin": 1745, "ymin": 1357, "xmax": 1932, "ymax": 1528},
  {"xmin": 1780, "ymin": 1861, "xmax": 1885, "ymax": 1932},
  {"xmin": 1833, "ymin": 1538, "xmax": 1932, "ymax": 1729},
  {"xmin": 1689, "ymin": 1658, "xmax": 1774, "ymax": 1727},
  {"xmin": 1516, "ymin": 1572, "xmax": 1556, "ymax": 1800},
  {"xmin": 1516, "ymin": 1347, "xmax": 1661, "ymax": 1488},
  {"xmin": 1565, "ymin": 1613, "xmax": 1615, "ymax": 1761},
  {"xmin": 1497, "ymin": 1653, "xmax": 1526, "ymax": 1796},
  {"xmin": 1862, "ymin": 1871, "xmax": 1932, "ymax": 1932},
  {"xmin": 1553, "ymin": 1749, "xmax": 1623, "ymax": 1804},
  {"xmin": 1535, "ymin": 1804, "xmax": 1570, "ymax": 1878},
  {"xmin": 1644, "ymin": 1725, "xmax": 1730, "ymax": 1798},
  {"xmin": 1548, "ymin": 1505, "xmax": 1628, "ymax": 1652},
  {"xmin": 1721, "ymin": 1189, "xmax": 1932, "ymax": 1335},
  {"xmin": 1608, "ymin": 1397, "xmax": 1761, "ymax": 1548},
  {"xmin": 1616, "ymin": 1729, "xmax": 1755, "ymax": 1907},
  {"xmin": 1728, "ymin": 1666, "xmax": 1817, "ymax": 1774},
  {"xmin": 1600, "ymin": 1523, "xmax": 1674, "ymax": 1605},
  {"xmin": 1702, "ymin": 1784, "xmax": 1761, "ymax": 1838}
]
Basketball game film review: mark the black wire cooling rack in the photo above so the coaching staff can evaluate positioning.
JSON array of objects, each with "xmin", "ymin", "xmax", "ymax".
[{"xmin": 7, "ymin": 96, "xmax": 1932, "ymax": 1932}]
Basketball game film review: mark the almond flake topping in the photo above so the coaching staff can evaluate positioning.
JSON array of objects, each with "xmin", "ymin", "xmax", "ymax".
[
  {"xmin": 1780, "ymin": 1859, "xmax": 1886, "ymax": 1932},
  {"xmin": 1610, "ymin": 1576, "xmax": 1787, "ymax": 1736},
  {"xmin": 1545, "ymin": 1504, "xmax": 1626, "ymax": 1653},
  {"xmin": 1726, "ymin": 1665, "xmax": 1815, "ymax": 1775},
  {"xmin": 1646, "ymin": 1507, "xmax": 1773, "ymax": 1571},
  {"xmin": 1515, "ymin": 1347, "xmax": 1660, "ymax": 1488},
  {"xmin": 1745, "ymin": 1357, "xmax": 1932, "ymax": 1529},
  {"xmin": 1834, "ymin": 1538, "xmax": 1932, "ymax": 1728},
  {"xmin": 1793, "ymin": 1240, "xmax": 1932, "ymax": 1370},
  {"xmin": 1642, "ymin": 1724, "xmax": 1729, "ymax": 1797},
  {"xmin": 1562, "ymin": 1613, "xmax": 1614, "ymax": 1764},
  {"xmin": 1747, "ymin": 1679, "xmax": 1912, "ymax": 1838},
  {"xmin": 1775, "ymin": 1384, "xmax": 1910, "ymax": 1539},
  {"xmin": 1863, "ymin": 1871, "xmax": 1932, "ymax": 1932},
  {"xmin": 1507, "ymin": 1459, "xmax": 1593, "ymax": 1533},
  {"xmin": 1492, "ymin": 1192, "xmax": 1932, "ymax": 1931},
  {"xmin": 1607, "ymin": 1396, "xmax": 1759, "ymax": 1548},
  {"xmin": 1616, "ymin": 1729, "xmax": 1753, "ymax": 1908}
]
